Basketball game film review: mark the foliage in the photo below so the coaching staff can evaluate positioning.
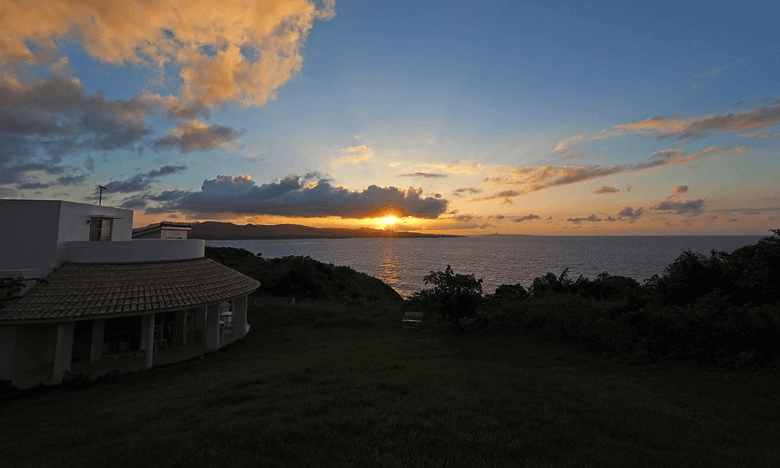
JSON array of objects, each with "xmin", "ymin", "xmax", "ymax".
[
  {"xmin": 486, "ymin": 282, "xmax": 528, "ymax": 304},
  {"xmin": 461, "ymin": 228, "xmax": 780, "ymax": 369},
  {"xmin": 409, "ymin": 265, "xmax": 484, "ymax": 327},
  {"xmin": 0, "ymin": 277, "xmax": 46, "ymax": 309},
  {"xmin": 205, "ymin": 246, "xmax": 403, "ymax": 303}
]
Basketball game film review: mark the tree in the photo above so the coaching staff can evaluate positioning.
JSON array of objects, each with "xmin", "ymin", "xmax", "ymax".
[
  {"xmin": 0, "ymin": 277, "xmax": 46, "ymax": 309},
  {"xmin": 411, "ymin": 265, "xmax": 483, "ymax": 327}
]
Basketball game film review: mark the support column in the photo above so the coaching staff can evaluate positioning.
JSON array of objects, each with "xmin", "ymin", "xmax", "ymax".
[
  {"xmin": 139, "ymin": 314, "xmax": 150, "ymax": 351},
  {"xmin": 205, "ymin": 303, "xmax": 221, "ymax": 351},
  {"xmin": 175, "ymin": 310, "xmax": 186, "ymax": 346},
  {"xmin": 144, "ymin": 314, "xmax": 155, "ymax": 368},
  {"xmin": 52, "ymin": 322, "xmax": 74, "ymax": 385},
  {"xmin": 195, "ymin": 306, "xmax": 206, "ymax": 333},
  {"xmin": 89, "ymin": 320, "xmax": 105, "ymax": 362},
  {"xmin": 233, "ymin": 295, "xmax": 248, "ymax": 339},
  {"xmin": 0, "ymin": 326, "xmax": 17, "ymax": 382}
]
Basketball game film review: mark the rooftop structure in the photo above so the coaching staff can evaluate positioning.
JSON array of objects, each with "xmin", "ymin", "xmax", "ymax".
[{"xmin": 0, "ymin": 200, "xmax": 259, "ymax": 389}]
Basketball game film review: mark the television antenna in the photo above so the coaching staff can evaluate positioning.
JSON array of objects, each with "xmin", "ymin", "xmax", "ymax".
[{"xmin": 98, "ymin": 185, "xmax": 108, "ymax": 206}]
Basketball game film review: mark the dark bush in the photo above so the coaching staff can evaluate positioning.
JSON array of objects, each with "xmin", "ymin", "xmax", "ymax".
[
  {"xmin": 205, "ymin": 247, "xmax": 402, "ymax": 303},
  {"xmin": 409, "ymin": 265, "xmax": 484, "ymax": 328}
]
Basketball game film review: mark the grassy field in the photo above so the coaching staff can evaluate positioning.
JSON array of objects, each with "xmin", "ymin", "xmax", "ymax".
[{"xmin": 2, "ymin": 300, "xmax": 779, "ymax": 467}]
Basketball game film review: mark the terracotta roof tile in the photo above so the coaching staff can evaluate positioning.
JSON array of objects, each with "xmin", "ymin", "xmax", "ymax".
[{"xmin": 0, "ymin": 257, "xmax": 259, "ymax": 322}]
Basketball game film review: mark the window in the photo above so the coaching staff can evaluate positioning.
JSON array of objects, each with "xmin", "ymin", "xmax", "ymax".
[{"xmin": 89, "ymin": 217, "xmax": 113, "ymax": 241}]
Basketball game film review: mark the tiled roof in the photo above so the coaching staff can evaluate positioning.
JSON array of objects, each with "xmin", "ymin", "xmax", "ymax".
[{"xmin": 0, "ymin": 258, "xmax": 259, "ymax": 322}]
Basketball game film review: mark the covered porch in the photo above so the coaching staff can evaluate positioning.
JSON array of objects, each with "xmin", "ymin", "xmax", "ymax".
[{"xmin": 3, "ymin": 296, "xmax": 250, "ymax": 389}]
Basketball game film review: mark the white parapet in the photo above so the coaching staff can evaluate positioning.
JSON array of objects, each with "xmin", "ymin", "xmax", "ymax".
[{"xmin": 67, "ymin": 239, "xmax": 205, "ymax": 263}]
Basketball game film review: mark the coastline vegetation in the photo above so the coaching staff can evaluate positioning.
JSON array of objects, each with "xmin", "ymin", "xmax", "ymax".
[{"xmin": 411, "ymin": 229, "xmax": 780, "ymax": 370}]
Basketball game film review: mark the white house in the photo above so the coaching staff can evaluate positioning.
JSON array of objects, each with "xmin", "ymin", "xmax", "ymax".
[{"xmin": 0, "ymin": 200, "xmax": 259, "ymax": 389}]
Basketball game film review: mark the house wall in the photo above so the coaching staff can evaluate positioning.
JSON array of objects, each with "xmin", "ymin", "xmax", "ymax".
[
  {"xmin": 55, "ymin": 201, "xmax": 133, "ymax": 264},
  {"xmin": 133, "ymin": 227, "xmax": 189, "ymax": 240},
  {"xmin": 0, "ymin": 200, "xmax": 62, "ymax": 271},
  {"xmin": 68, "ymin": 239, "xmax": 205, "ymax": 263},
  {"xmin": 11, "ymin": 324, "xmax": 55, "ymax": 382},
  {"xmin": 0, "ymin": 200, "xmax": 133, "ymax": 276}
]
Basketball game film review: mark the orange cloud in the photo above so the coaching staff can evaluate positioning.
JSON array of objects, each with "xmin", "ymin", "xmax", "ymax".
[
  {"xmin": 152, "ymin": 119, "xmax": 245, "ymax": 152},
  {"xmin": 593, "ymin": 185, "xmax": 619, "ymax": 194},
  {"xmin": 420, "ymin": 160, "xmax": 484, "ymax": 174},
  {"xmin": 615, "ymin": 103, "xmax": 780, "ymax": 139},
  {"xmin": 333, "ymin": 145, "xmax": 374, "ymax": 164},
  {"xmin": 486, "ymin": 165, "xmax": 625, "ymax": 192},
  {"xmin": 0, "ymin": 0, "xmax": 335, "ymax": 108}
]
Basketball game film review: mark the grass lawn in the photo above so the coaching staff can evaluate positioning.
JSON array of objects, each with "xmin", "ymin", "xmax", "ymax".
[{"xmin": 2, "ymin": 300, "xmax": 779, "ymax": 467}]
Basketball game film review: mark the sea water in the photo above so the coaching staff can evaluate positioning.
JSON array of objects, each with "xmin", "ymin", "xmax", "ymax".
[{"xmin": 207, "ymin": 235, "xmax": 765, "ymax": 298}]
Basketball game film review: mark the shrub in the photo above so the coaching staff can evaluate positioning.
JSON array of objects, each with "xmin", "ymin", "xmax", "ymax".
[{"xmin": 410, "ymin": 265, "xmax": 484, "ymax": 328}]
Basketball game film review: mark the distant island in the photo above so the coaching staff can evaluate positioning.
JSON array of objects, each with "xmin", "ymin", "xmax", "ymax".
[{"xmin": 163, "ymin": 221, "xmax": 461, "ymax": 240}]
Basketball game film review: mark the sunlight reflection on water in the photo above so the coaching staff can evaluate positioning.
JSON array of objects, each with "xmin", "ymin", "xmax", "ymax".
[{"xmin": 208, "ymin": 235, "xmax": 764, "ymax": 298}]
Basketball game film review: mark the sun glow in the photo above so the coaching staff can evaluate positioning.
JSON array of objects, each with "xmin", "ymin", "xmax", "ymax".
[{"xmin": 381, "ymin": 216, "xmax": 398, "ymax": 226}]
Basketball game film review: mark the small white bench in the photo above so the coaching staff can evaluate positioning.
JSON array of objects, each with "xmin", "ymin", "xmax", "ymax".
[{"xmin": 402, "ymin": 311, "xmax": 423, "ymax": 329}]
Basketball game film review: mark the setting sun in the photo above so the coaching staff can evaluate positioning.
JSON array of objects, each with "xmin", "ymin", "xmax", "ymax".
[{"xmin": 381, "ymin": 216, "xmax": 398, "ymax": 226}]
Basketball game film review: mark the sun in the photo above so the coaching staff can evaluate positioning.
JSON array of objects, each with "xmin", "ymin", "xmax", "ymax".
[{"xmin": 381, "ymin": 216, "xmax": 397, "ymax": 226}]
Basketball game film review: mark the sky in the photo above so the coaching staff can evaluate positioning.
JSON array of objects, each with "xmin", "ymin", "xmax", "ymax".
[{"xmin": 1, "ymin": 0, "xmax": 778, "ymax": 235}]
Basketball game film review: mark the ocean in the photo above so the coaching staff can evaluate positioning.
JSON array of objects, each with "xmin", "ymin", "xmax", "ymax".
[{"xmin": 206, "ymin": 235, "xmax": 765, "ymax": 298}]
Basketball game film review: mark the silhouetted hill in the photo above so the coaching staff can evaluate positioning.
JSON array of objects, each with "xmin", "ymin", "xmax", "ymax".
[{"xmin": 187, "ymin": 221, "xmax": 459, "ymax": 240}]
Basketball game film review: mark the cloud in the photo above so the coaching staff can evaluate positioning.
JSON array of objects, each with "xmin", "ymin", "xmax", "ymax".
[
  {"xmin": 634, "ymin": 146, "xmax": 728, "ymax": 170},
  {"xmin": 150, "ymin": 174, "xmax": 448, "ymax": 219},
  {"xmin": 593, "ymin": 185, "xmax": 619, "ymax": 194},
  {"xmin": 483, "ymin": 144, "xmax": 731, "ymax": 195},
  {"xmin": 486, "ymin": 165, "xmax": 625, "ymax": 192},
  {"xmin": 512, "ymin": 214, "xmax": 540, "ymax": 223},
  {"xmin": 741, "ymin": 131, "xmax": 780, "ymax": 139},
  {"xmin": 733, "ymin": 146, "xmax": 748, "ymax": 154},
  {"xmin": 152, "ymin": 120, "xmax": 245, "ymax": 152},
  {"xmin": 398, "ymin": 172, "xmax": 448, "ymax": 178},
  {"xmin": 118, "ymin": 197, "xmax": 150, "ymax": 210},
  {"xmin": 0, "ymin": 187, "xmax": 19, "ymax": 198},
  {"xmin": 567, "ymin": 214, "xmax": 601, "ymax": 224},
  {"xmin": 420, "ymin": 160, "xmax": 484, "ymax": 175},
  {"xmin": 699, "ymin": 64, "xmax": 729, "ymax": 77},
  {"xmin": 651, "ymin": 199, "xmax": 705, "ymax": 215},
  {"xmin": 617, "ymin": 206, "xmax": 644, "ymax": 222},
  {"xmin": 615, "ymin": 102, "xmax": 780, "ymax": 140},
  {"xmin": 0, "ymin": 75, "xmax": 218, "ymax": 184},
  {"xmin": 103, "ymin": 165, "xmax": 187, "ymax": 193},
  {"xmin": 333, "ymin": 145, "xmax": 374, "ymax": 164},
  {"xmin": 472, "ymin": 190, "xmax": 525, "ymax": 201},
  {"xmin": 672, "ymin": 185, "xmax": 689, "ymax": 196},
  {"xmin": 16, "ymin": 174, "xmax": 90, "ymax": 190},
  {"xmin": 1, "ymin": 0, "xmax": 335, "ymax": 109},
  {"xmin": 84, "ymin": 156, "xmax": 95, "ymax": 172},
  {"xmin": 453, "ymin": 187, "xmax": 483, "ymax": 197}
]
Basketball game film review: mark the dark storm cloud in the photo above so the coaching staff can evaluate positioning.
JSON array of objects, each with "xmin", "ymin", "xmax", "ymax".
[
  {"xmin": 152, "ymin": 175, "xmax": 449, "ymax": 219},
  {"xmin": 103, "ymin": 165, "xmax": 188, "ymax": 193}
]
